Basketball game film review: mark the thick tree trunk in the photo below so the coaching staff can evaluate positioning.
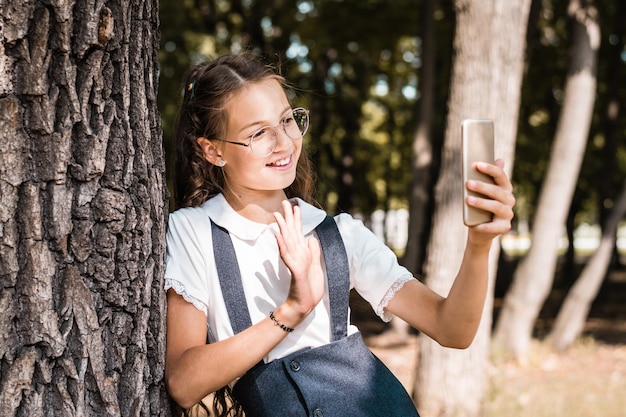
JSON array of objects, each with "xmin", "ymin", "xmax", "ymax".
[
  {"xmin": 547, "ymin": 181, "xmax": 626, "ymax": 351},
  {"xmin": 0, "ymin": 1, "xmax": 169, "ymax": 416},
  {"xmin": 492, "ymin": 0, "xmax": 599, "ymax": 360},
  {"xmin": 414, "ymin": 1, "xmax": 530, "ymax": 416}
]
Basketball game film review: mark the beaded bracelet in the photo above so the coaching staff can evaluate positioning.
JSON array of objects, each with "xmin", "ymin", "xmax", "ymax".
[{"xmin": 269, "ymin": 311, "xmax": 295, "ymax": 333}]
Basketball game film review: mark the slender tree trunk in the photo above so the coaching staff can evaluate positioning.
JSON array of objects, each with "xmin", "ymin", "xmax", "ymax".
[
  {"xmin": 381, "ymin": 0, "xmax": 439, "ymax": 346},
  {"xmin": 402, "ymin": 0, "xmax": 437, "ymax": 278},
  {"xmin": 0, "ymin": 1, "xmax": 169, "ymax": 416},
  {"xmin": 547, "ymin": 181, "xmax": 626, "ymax": 351},
  {"xmin": 414, "ymin": 1, "xmax": 530, "ymax": 415},
  {"xmin": 492, "ymin": 0, "xmax": 600, "ymax": 360},
  {"xmin": 598, "ymin": 0, "xmax": 624, "ymax": 267}
]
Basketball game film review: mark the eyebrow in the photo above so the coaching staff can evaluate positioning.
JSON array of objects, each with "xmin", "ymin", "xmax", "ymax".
[{"xmin": 237, "ymin": 105, "xmax": 293, "ymax": 133}]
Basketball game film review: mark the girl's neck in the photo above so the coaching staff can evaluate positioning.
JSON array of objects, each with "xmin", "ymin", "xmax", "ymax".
[{"xmin": 223, "ymin": 187, "xmax": 289, "ymax": 224}]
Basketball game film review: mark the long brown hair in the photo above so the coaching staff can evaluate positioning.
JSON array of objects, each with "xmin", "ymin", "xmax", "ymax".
[{"xmin": 174, "ymin": 52, "xmax": 316, "ymax": 209}]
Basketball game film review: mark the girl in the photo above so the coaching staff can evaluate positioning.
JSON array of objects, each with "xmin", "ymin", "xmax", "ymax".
[{"xmin": 165, "ymin": 52, "xmax": 515, "ymax": 417}]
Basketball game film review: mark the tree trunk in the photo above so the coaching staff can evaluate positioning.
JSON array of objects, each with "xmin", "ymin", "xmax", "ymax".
[
  {"xmin": 401, "ymin": 0, "xmax": 437, "ymax": 278},
  {"xmin": 382, "ymin": 0, "xmax": 439, "ymax": 346},
  {"xmin": 414, "ymin": 1, "xmax": 530, "ymax": 416},
  {"xmin": 598, "ymin": 0, "xmax": 624, "ymax": 267},
  {"xmin": 492, "ymin": 0, "xmax": 600, "ymax": 360},
  {"xmin": 547, "ymin": 181, "xmax": 626, "ymax": 351},
  {"xmin": 0, "ymin": 1, "xmax": 169, "ymax": 416}
]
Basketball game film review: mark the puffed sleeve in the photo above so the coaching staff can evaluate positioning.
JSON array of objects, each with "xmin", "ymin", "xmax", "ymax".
[
  {"xmin": 335, "ymin": 213, "xmax": 415, "ymax": 321},
  {"xmin": 164, "ymin": 208, "xmax": 212, "ymax": 315}
]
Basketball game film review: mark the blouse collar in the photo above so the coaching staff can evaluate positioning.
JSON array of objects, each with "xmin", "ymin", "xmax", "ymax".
[{"xmin": 201, "ymin": 193, "xmax": 327, "ymax": 241}]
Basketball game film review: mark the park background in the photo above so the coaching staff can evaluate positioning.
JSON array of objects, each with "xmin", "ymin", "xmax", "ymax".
[
  {"xmin": 0, "ymin": 0, "xmax": 625, "ymax": 416},
  {"xmin": 157, "ymin": 1, "xmax": 626, "ymax": 414}
]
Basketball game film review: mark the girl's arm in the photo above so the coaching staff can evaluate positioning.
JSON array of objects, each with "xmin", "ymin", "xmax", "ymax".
[
  {"xmin": 384, "ymin": 240, "xmax": 491, "ymax": 348},
  {"xmin": 165, "ymin": 291, "xmax": 304, "ymax": 409},
  {"xmin": 166, "ymin": 201, "xmax": 325, "ymax": 409},
  {"xmin": 386, "ymin": 159, "xmax": 515, "ymax": 348}
]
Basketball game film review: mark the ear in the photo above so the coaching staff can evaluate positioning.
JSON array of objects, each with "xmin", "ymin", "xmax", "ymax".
[{"xmin": 196, "ymin": 137, "xmax": 223, "ymax": 166}]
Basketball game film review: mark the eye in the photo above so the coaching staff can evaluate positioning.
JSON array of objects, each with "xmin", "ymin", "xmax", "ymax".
[
  {"xmin": 282, "ymin": 114, "xmax": 296, "ymax": 126},
  {"xmin": 249, "ymin": 127, "xmax": 269, "ymax": 140}
]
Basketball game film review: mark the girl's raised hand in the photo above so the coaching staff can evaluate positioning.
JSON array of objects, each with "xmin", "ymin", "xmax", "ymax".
[
  {"xmin": 273, "ymin": 200, "xmax": 325, "ymax": 317},
  {"xmin": 465, "ymin": 159, "xmax": 516, "ymax": 245}
]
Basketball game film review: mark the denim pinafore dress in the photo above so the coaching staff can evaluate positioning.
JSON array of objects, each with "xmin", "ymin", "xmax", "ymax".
[{"xmin": 211, "ymin": 216, "xmax": 420, "ymax": 417}]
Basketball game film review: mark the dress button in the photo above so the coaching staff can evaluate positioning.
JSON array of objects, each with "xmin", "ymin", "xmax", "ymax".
[
  {"xmin": 313, "ymin": 409, "xmax": 323, "ymax": 417},
  {"xmin": 290, "ymin": 360, "xmax": 301, "ymax": 372}
]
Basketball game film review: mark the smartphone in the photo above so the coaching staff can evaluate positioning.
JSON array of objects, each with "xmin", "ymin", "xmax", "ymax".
[{"xmin": 462, "ymin": 119, "xmax": 495, "ymax": 226}]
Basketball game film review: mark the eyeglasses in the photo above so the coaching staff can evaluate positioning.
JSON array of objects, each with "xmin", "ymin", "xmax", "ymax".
[{"xmin": 215, "ymin": 108, "xmax": 309, "ymax": 157}]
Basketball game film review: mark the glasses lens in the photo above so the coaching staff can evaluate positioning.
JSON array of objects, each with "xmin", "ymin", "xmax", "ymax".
[
  {"xmin": 292, "ymin": 108, "xmax": 309, "ymax": 136},
  {"xmin": 280, "ymin": 109, "xmax": 309, "ymax": 139},
  {"xmin": 248, "ymin": 109, "xmax": 309, "ymax": 157},
  {"xmin": 249, "ymin": 127, "xmax": 276, "ymax": 157}
]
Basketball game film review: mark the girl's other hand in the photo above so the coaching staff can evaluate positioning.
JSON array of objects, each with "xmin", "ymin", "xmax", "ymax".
[{"xmin": 273, "ymin": 200, "xmax": 325, "ymax": 319}]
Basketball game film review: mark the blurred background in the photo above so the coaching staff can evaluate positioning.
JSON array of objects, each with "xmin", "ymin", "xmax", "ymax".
[{"xmin": 157, "ymin": 1, "xmax": 626, "ymax": 416}]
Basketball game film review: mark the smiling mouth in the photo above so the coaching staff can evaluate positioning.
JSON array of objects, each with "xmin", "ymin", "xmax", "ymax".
[{"xmin": 267, "ymin": 155, "xmax": 292, "ymax": 167}]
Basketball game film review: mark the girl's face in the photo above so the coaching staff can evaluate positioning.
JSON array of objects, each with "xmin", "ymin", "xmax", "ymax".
[{"xmin": 218, "ymin": 79, "xmax": 302, "ymax": 199}]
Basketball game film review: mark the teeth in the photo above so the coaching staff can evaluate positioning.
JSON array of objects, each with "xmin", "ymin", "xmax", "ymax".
[{"xmin": 270, "ymin": 156, "xmax": 291, "ymax": 166}]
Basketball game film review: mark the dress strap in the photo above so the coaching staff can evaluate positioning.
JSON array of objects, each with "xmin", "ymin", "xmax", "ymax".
[
  {"xmin": 315, "ymin": 215, "xmax": 350, "ymax": 341},
  {"xmin": 210, "ymin": 216, "xmax": 350, "ymax": 340},
  {"xmin": 211, "ymin": 220, "xmax": 253, "ymax": 334}
]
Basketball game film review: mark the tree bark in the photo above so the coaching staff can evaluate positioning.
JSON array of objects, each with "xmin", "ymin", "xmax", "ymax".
[
  {"xmin": 547, "ymin": 180, "xmax": 626, "ymax": 351},
  {"xmin": 492, "ymin": 0, "xmax": 600, "ymax": 360},
  {"xmin": 414, "ymin": 1, "xmax": 530, "ymax": 416},
  {"xmin": 401, "ymin": 0, "xmax": 437, "ymax": 278},
  {"xmin": 0, "ymin": 1, "xmax": 169, "ymax": 416}
]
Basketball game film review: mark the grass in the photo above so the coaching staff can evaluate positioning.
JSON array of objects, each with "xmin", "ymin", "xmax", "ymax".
[
  {"xmin": 485, "ymin": 337, "xmax": 626, "ymax": 417},
  {"xmin": 369, "ymin": 330, "xmax": 626, "ymax": 417}
]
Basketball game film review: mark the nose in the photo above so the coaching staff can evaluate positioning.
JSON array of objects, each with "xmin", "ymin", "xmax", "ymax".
[{"xmin": 273, "ymin": 126, "xmax": 293, "ymax": 150}]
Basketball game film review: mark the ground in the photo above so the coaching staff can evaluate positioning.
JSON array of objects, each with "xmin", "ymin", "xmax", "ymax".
[{"xmin": 361, "ymin": 310, "xmax": 626, "ymax": 417}]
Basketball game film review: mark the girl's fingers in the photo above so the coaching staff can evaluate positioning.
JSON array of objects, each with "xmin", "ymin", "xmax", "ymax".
[
  {"xmin": 466, "ymin": 194, "xmax": 514, "ymax": 221},
  {"xmin": 281, "ymin": 199, "xmax": 294, "ymax": 224},
  {"xmin": 468, "ymin": 161, "xmax": 514, "ymax": 207},
  {"xmin": 308, "ymin": 236, "xmax": 321, "ymax": 257},
  {"xmin": 467, "ymin": 180, "xmax": 516, "ymax": 208},
  {"xmin": 476, "ymin": 160, "xmax": 513, "ymax": 192},
  {"xmin": 465, "ymin": 160, "xmax": 515, "ymax": 237},
  {"xmin": 275, "ymin": 201, "xmax": 304, "ymax": 244}
]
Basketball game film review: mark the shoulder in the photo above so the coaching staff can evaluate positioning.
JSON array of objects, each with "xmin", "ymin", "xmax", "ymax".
[
  {"xmin": 166, "ymin": 200, "xmax": 219, "ymax": 250},
  {"xmin": 168, "ymin": 196, "xmax": 221, "ymax": 229},
  {"xmin": 168, "ymin": 206, "xmax": 207, "ymax": 235},
  {"xmin": 169, "ymin": 204, "xmax": 206, "ymax": 224},
  {"xmin": 333, "ymin": 212, "xmax": 373, "ymax": 238}
]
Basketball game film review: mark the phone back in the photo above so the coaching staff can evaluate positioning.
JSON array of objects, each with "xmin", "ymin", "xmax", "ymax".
[{"xmin": 462, "ymin": 119, "xmax": 494, "ymax": 226}]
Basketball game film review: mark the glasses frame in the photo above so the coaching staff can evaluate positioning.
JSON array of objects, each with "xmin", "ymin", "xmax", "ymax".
[{"xmin": 214, "ymin": 108, "xmax": 309, "ymax": 158}]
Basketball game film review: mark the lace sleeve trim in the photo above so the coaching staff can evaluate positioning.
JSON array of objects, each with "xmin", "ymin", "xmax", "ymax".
[
  {"xmin": 165, "ymin": 278, "xmax": 208, "ymax": 316},
  {"xmin": 375, "ymin": 275, "xmax": 414, "ymax": 322}
]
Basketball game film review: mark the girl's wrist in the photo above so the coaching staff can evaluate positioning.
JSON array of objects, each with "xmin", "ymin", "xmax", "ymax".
[
  {"xmin": 465, "ymin": 236, "xmax": 493, "ymax": 256},
  {"xmin": 269, "ymin": 311, "xmax": 295, "ymax": 332},
  {"xmin": 274, "ymin": 303, "xmax": 306, "ymax": 330}
]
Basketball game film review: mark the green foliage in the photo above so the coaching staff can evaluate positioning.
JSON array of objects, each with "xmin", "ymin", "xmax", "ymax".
[
  {"xmin": 158, "ymin": 0, "xmax": 626, "ymax": 228},
  {"xmin": 158, "ymin": 0, "xmax": 448, "ymax": 215}
]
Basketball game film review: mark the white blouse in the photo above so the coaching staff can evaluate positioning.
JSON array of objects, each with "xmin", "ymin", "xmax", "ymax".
[{"xmin": 165, "ymin": 193, "xmax": 414, "ymax": 363}]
